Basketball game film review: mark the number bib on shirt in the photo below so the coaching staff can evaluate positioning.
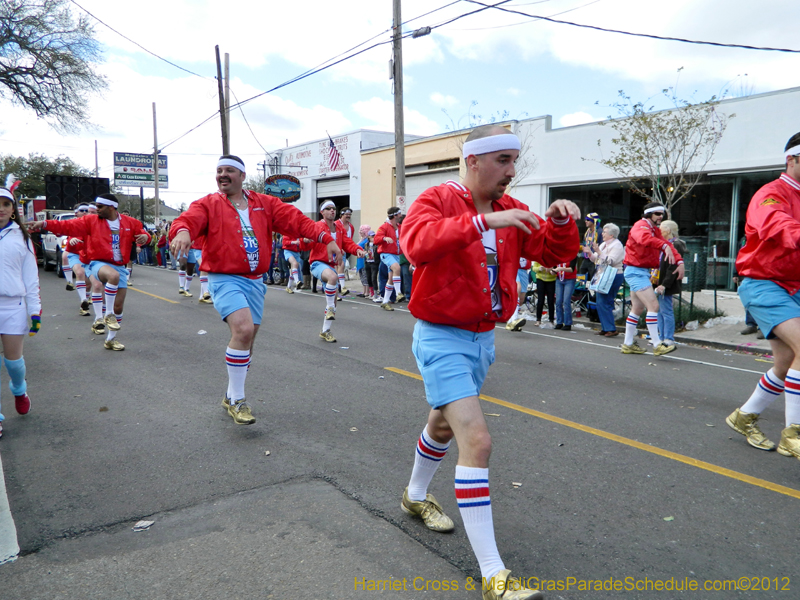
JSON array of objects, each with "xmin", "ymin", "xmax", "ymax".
[
  {"xmin": 237, "ymin": 208, "xmax": 260, "ymax": 272},
  {"xmin": 482, "ymin": 229, "xmax": 501, "ymax": 314},
  {"xmin": 107, "ymin": 217, "xmax": 123, "ymax": 263}
]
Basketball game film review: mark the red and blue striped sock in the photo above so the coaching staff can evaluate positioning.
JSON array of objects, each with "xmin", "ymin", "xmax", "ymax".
[
  {"xmin": 646, "ymin": 311, "xmax": 661, "ymax": 346},
  {"xmin": 76, "ymin": 280, "xmax": 87, "ymax": 301},
  {"xmin": 92, "ymin": 293, "xmax": 104, "ymax": 319},
  {"xmin": 225, "ymin": 347, "xmax": 251, "ymax": 402},
  {"xmin": 407, "ymin": 427, "xmax": 450, "ymax": 501},
  {"xmin": 624, "ymin": 312, "xmax": 640, "ymax": 345},
  {"xmin": 455, "ymin": 465, "xmax": 504, "ymax": 581},
  {"xmin": 324, "ymin": 283, "xmax": 337, "ymax": 308},
  {"xmin": 64, "ymin": 265, "xmax": 73, "ymax": 283},
  {"xmin": 104, "ymin": 283, "xmax": 118, "ymax": 311},
  {"xmin": 784, "ymin": 369, "xmax": 800, "ymax": 426},
  {"xmin": 741, "ymin": 368, "xmax": 784, "ymax": 414}
]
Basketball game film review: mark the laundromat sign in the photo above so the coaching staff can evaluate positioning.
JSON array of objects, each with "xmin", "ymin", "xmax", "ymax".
[{"xmin": 264, "ymin": 174, "xmax": 301, "ymax": 202}]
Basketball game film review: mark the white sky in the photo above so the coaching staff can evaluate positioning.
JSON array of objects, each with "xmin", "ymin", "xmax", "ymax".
[{"xmin": 1, "ymin": 0, "xmax": 798, "ymax": 208}]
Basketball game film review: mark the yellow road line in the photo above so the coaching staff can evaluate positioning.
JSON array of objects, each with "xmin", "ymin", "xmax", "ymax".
[
  {"xmin": 127, "ymin": 287, "xmax": 180, "ymax": 304},
  {"xmin": 385, "ymin": 366, "xmax": 800, "ymax": 501}
]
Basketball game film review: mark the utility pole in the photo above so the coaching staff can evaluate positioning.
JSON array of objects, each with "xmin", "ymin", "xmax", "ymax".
[
  {"xmin": 153, "ymin": 102, "xmax": 160, "ymax": 225},
  {"xmin": 392, "ymin": 0, "xmax": 405, "ymax": 211},
  {"xmin": 224, "ymin": 53, "xmax": 231, "ymax": 150},
  {"xmin": 94, "ymin": 140, "xmax": 99, "ymax": 177},
  {"xmin": 215, "ymin": 45, "xmax": 229, "ymax": 154}
]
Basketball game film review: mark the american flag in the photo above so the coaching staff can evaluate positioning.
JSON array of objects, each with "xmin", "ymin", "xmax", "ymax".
[{"xmin": 328, "ymin": 134, "xmax": 341, "ymax": 171}]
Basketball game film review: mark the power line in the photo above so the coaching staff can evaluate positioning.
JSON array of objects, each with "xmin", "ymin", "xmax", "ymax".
[
  {"xmin": 68, "ymin": 0, "xmax": 211, "ymax": 79},
  {"xmin": 464, "ymin": 0, "xmax": 800, "ymax": 53}
]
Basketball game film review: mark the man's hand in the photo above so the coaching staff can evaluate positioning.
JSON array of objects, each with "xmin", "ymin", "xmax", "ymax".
[
  {"xmin": 663, "ymin": 245, "xmax": 676, "ymax": 265},
  {"xmin": 355, "ymin": 248, "xmax": 366, "ymax": 258},
  {"xmin": 545, "ymin": 199, "xmax": 581, "ymax": 221},
  {"xmin": 383, "ymin": 237, "xmax": 394, "ymax": 244},
  {"xmin": 135, "ymin": 233, "xmax": 149, "ymax": 244},
  {"xmin": 675, "ymin": 263, "xmax": 685, "ymax": 280},
  {"xmin": 655, "ymin": 285, "xmax": 666, "ymax": 296},
  {"xmin": 326, "ymin": 240, "xmax": 339, "ymax": 262},
  {"xmin": 170, "ymin": 230, "xmax": 191, "ymax": 258},
  {"xmin": 484, "ymin": 209, "xmax": 541, "ymax": 234},
  {"xmin": 26, "ymin": 221, "xmax": 45, "ymax": 232},
  {"xmin": 69, "ymin": 237, "xmax": 82, "ymax": 247}
]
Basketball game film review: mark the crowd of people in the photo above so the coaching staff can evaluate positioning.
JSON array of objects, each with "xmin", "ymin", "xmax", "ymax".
[{"xmin": 3, "ymin": 127, "xmax": 800, "ymax": 600}]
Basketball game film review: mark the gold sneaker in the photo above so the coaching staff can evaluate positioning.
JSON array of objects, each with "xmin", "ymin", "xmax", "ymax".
[
  {"xmin": 505, "ymin": 316, "xmax": 526, "ymax": 332},
  {"xmin": 620, "ymin": 342, "xmax": 646, "ymax": 354},
  {"xmin": 726, "ymin": 408, "xmax": 776, "ymax": 450},
  {"xmin": 91, "ymin": 318, "xmax": 106, "ymax": 335},
  {"xmin": 103, "ymin": 339, "xmax": 125, "ymax": 351},
  {"xmin": 286, "ymin": 286, "xmax": 294, "ymax": 294},
  {"xmin": 381, "ymin": 303, "xmax": 394, "ymax": 311},
  {"xmin": 483, "ymin": 569, "xmax": 543, "ymax": 600},
  {"xmin": 325, "ymin": 307, "xmax": 336, "ymax": 320},
  {"xmin": 319, "ymin": 331, "xmax": 336, "ymax": 343},
  {"xmin": 79, "ymin": 307, "xmax": 90, "ymax": 317},
  {"xmin": 653, "ymin": 343, "xmax": 676, "ymax": 356},
  {"xmin": 199, "ymin": 293, "xmax": 213, "ymax": 304},
  {"xmin": 396, "ymin": 293, "xmax": 406, "ymax": 303},
  {"xmin": 183, "ymin": 290, "xmax": 193, "ymax": 298},
  {"xmin": 178, "ymin": 287, "xmax": 185, "ymax": 296},
  {"xmin": 104, "ymin": 314, "xmax": 121, "ymax": 331},
  {"xmin": 227, "ymin": 399, "xmax": 255, "ymax": 425},
  {"xmin": 777, "ymin": 424, "xmax": 800, "ymax": 459},
  {"xmin": 401, "ymin": 487, "xmax": 454, "ymax": 532}
]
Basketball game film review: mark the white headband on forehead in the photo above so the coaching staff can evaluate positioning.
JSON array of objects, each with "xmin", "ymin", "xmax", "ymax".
[
  {"xmin": 462, "ymin": 134, "xmax": 521, "ymax": 159},
  {"xmin": 0, "ymin": 188, "xmax": 14, "ymax": 201},
  {"xmin": 218, "ymin": 157, "xmax": 246, "ymax": 172},
  {"xmin": 95, "ymin": 197, "xmax": 118, "ymax": 208},
  {"xmin": 320, "ymin": 200, "xmax": 336, "ymax": 212},
  {"xmin": 644, "ymin": 205, "xmax": 665, "ymax": 215},
  {"xmin": 785, "ymin": 145, "xmax": 800, "ymax": 158}
]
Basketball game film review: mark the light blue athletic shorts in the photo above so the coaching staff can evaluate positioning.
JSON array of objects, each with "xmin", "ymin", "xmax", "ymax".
[
  {"xmin": 67, "ymin": 252, "xmax": 86, "ymax": 270},
  {"xmin": 207, "ymin": 273, "xmax": 266, "ymax": 324},
  {"xmin": 739, "ymin": 278, "xmax": 800, "ymax": 340},
  {"xmin": 311, "ymin": 260, "xmax": 336, "ymax": 281},
  {"xmin": 283, "ymin": 249, "xmax": 301, "ymax": 264},
  {"xmin": 624, "ymin": 265, "xmax": 653, "ymax": 293},
  {"xmin": 187, "ymin": 249, "xmax": 199, "ymax": 264},
  {"xmin": 380, "ymin": 253, "xmax": 400, "ymax": 268},
  {"xmin": 516, "ymin": 268, "xmax": 529, "ymax": 290},
  {"xmin": 412, "ymin": 320, "xmax": 496, "ymax": 409},
  {"xmin": 193, "ymin": 249, "xmax": 202, "ymax": 267},
  {"xmin": 86, "ymin": 261, "xmax": 128, "ymax": 288}
]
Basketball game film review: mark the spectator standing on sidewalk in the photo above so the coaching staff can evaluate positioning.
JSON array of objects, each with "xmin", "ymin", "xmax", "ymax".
[
  {"xmin": 654, "ymin": 220, "xmax": 687, "ymax": 350},
  {"xmin": 727, "ymin": 132, "xmax": 800, "ymax": 460},
  {"xmin": 554, "ymin": 256, "xmax": 578, "ymax": 331},
  {"xmin": 532, "ymin": 261, "xmax": 556, "ymax": 325},
  {"xmin": 620, "ymin": 202, "xmax": 684, "ymax": 356},
  {"xmin": 590, "ymin": 222, "xmax": 625, "ymax": 336},
  {"xmin": 0, "ymin": 187, "xmax": 41, "ymax": 438},
  {"xmin": 398, "ymin": 125, "xmax": 579, "ymax": 600},
  {"xmin": 356, "ymin": 224, "xmax": 371, "ymax": 297}
]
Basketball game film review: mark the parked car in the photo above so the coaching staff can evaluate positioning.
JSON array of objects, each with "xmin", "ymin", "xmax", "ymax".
[{"xmin": 41, "ymin": 212, "xmax": 77, "ymax": 276}]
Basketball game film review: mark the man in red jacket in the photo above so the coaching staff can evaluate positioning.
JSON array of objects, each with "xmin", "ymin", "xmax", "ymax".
[
  {"xmin": 334, "ymin": 206, "xmax": 355, "ymax": 296},
  {"xmin": 308, "ymin": 200, "xmax": 365, "ymax": 343},
  {"xmin": 727, "ymin": 132, "xmax": 800, "ymax": 460},
  {"xmin": 374, "ymin": 206, "xmax": 403, "ymax": 310},
  {"xmin": 170, "ymin": 155, "xmax": 338, "ymax": 425},
  {"xmin": 28, "ymin": 194, "xmax": 151, "ymax": 351},
  {"xmin": 398, "ymin": 125, "xmax": 579, "ymax": 600},
  {"xmin": 620, "ymin": 202, "xmax": 684, "ymax": 356}
]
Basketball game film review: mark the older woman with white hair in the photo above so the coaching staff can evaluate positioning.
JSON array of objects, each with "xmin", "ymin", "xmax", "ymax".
[{"xmin": 590, "ymin": 222, "xmax": 626, "ymax": 336}]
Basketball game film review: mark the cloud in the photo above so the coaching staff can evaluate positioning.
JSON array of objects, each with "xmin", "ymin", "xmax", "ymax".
[
  {"xmin": 559, "ymin": 112, "xmax": 599, "ymax": 127},
  {"xmin": 352, "ymin": 97, "xmax": 440, "ymax": 136},
  {"xmin": 430, "ymin": 92, "xmax": 458, "ymax": 107}
]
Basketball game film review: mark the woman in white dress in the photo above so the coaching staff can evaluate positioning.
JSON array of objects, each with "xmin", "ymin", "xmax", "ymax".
[{"xmin": 0, "ymin": 187, "xmax": 41, "ymax": 439}]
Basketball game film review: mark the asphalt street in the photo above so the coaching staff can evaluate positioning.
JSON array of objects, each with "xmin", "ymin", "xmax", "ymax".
[{"xmin": 0, "ymin": 265, "xmax": 797, "ymax": 600}]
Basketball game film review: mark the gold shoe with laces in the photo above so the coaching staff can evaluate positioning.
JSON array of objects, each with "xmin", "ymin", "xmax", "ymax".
[
  {"xmin": 482, "ymin": 569, "xmax": 543, "ymax": 600},
  {"xmin": 401, "ymin": 487, "xmax": 454, "ymax": 532},
  {"xmin": 726, "ymin": 408, "xmax": 775, "ymax": 450}
]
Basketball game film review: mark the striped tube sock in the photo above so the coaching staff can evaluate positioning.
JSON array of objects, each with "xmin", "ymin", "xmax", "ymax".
[
  {"xmin": 383, "ymin": 283, "xmax": 394, "ymax": 304},
  {"xmin": 324, "ymin": 283, "xmax": 337, "ymax": 308},
  {"xmin": 393, "ymin": 276, "xmax": 402, "ymax": 296},
  {"xmin": 64, "ymin": 266, "xmax": 73, "ymax": 283},
  {"xmin": 225, "ymin": 347, "xmax": 251, "ymax": 402},
  {"xmin": 624, "ymin": 313, "xmax": 640, "ymax": 345},
  {"xmin": 338, "ymin": 273, "xmax": 346, "ymax": 291},
  {"xmin": 178, "ymin": 270, "xmax": 186, "ymax": 289},
  {"xmin": 455, "ymin": 466, "xmax": 505, "ymax": 581},
  {"xmin": 646, "ymin": 311, "xmax": 661, "ymax": 346},
  {"xmin": 76, "ymin": 280, "xmax": 87, "ymax": 302},
  {"xmin": 784, "ymin": 369, "xmax": 800, "ymax": 426},
  {"xmin": 741, "ymin": 368, "xmax": 785, "ymax": 414},
  {"xmin": 106, "ymin": 314, "xmax": 122, "ymax": 341},
  {"xmin": 104, "ymin": 283, "xmax": 118, "ymax": 310},
  {"xmin": 510, "ymin": 300, "xmax": 521, "ymax": 321},
  {"xmin": 290, "ymin": 269, "xmax": 299, "ymax": 287},
  {"xmin": 408, "ymin": 427, "xmax": 451, "ymax": 501},
  {"xmin": 322, "ymin": 317, "xmax": 333, "ymax": 333},
  {"xmin": 185, "ymin": 274, "xmax": 193, "ymax": 292},
  {"xmin": 92, "ymin": 293, "xmax": 104, "ymax": 319},
  {"xmin": 200, "ymin": 276, "xmax": 209, "ymax": 296}
]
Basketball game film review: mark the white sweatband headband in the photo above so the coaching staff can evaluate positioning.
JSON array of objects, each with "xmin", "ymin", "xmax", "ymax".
[
  {"xmin": 0, "ymin": 188, "xmax": 14, "ymax": 201},
  {"xmin": 95, "ymin": 197, "xmax": 118, "ymax": 208},
  {"xmin": 785, "ymin": 145, "xmax": 800, "ymax": 158},
  {"xmin": 218, "ymin": 157, "xmax": 246, "ymax": 172},
  {"xmin": 462, "ymin": 134, "xmax": 521, "ymax": 159},
  {"xmin": 644, "ymin": 206, "xmax": 665, "ymax": 215},
  {"xmin": 320, "ymin": 200, "xmax": 336, "ymax": 212}
]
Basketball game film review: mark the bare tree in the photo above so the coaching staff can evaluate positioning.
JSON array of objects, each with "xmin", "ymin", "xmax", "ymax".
[
  {"xmin": 0, "ymin": 0, "xmax": 107, "ymax": 132},
  {"xmin": 593, "ymin": 87, "xmax": 733, "ymax": 216}
]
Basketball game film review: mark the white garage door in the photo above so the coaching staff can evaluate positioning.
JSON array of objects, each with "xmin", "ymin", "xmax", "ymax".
[
  {"xmin": 316, "ymin": 176, "xmax": 350, "ymax": 198},
  {"xmin": 404, "ymin": 169, "xmax": 459, "ymax": 208}
]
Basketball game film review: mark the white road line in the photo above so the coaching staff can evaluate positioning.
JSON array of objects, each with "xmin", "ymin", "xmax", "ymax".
[{"xmin": 0, "ymin": 453, "xmax": 20, "ymax": 565}]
